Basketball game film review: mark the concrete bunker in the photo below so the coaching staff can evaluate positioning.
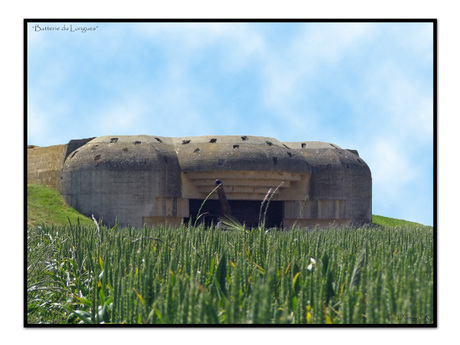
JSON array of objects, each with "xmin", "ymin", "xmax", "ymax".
[{"xmin": 27, "ymin": 135, "xmax": 372, "ymax": 229}]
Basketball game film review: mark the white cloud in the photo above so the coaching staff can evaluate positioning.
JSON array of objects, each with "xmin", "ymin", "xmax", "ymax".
[
  {"xmin": 93, "ymin": 98, "xmax": 145, "ymax": 134},
  {"xmin": 368, "ymin": 140, "xmax": 416, "ymax": 193},
  {"xmin": 258, "ymin": 23, "xmax": 378, "ymax": 128},
  {"xmin": 27, "ymin": 103, "xmax": 49, "ymax": 145},
  {"xmin": 365, "ymin": 140, "xmax": 416, "ymax": 221},
  {"xmin": 27, "ymin": 92, "xmax": 73, "ymax": 146},
  {"xmin": 79, "ymin": 23, "xmax": 270, "ymax": 139},
  {"xmin": 291, "ymin": 23, "xmax": 376, "ymax": 66},
  {"xmin": 132, "ymin": 22, "xmax": 265, "ymax": 71},
  {"xmin": 363, "ymin": 61, "xmax": 432, "ymax": 135},
  {"xmin": 354, "ymin": 59, "xmax": 433, "ymax": 223}
]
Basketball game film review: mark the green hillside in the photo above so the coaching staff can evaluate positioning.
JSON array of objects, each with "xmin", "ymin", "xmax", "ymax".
[
  {"xmin": 27, "ymin": 184, "xmax": 93, "ymax": 227},
  {"xmin": 372, "ymin": 214, "xmax": 430, "ymax": 228}
]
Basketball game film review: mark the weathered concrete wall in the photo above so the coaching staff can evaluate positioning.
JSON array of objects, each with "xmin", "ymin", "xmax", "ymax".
[
  {"xmin": 177, "ymin": 135, "xmax": 312, "ymax": 201},
  {"xmin": 28, "ymin": 135, "xmax": 372, "ymax": 228},
  {"xmin": 285, "ymin": 141, "xmax": 372, "ymax": 224},
  {"xmin": 64, "ymin": 137, "xmax": 95, "ymax": 160},
  {"xmin": 61, "ymin": 135, "xmax": 316, "ymax": 227},
  {"xmin": 27, "ymin": 144, "xmax": 67, "ymax": 190},
  {"xmin": 60, "ymin": 135, "xmax": 184, "ymax": 228}
]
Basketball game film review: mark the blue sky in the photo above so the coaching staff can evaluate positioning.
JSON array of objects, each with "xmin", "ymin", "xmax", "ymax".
[{"xmin": 26, "ymin": 21, "xmax": 434, "ymax": 226}]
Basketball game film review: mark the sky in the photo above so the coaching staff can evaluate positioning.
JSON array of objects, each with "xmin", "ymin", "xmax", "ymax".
[{"xmin": 26, "ymin": 21, "xmax": 434, "ymax": 226}]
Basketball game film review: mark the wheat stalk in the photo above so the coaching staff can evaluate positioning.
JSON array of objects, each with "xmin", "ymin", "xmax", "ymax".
[
  {"xmin": 193, "ymin": 183, "xmax": 222, "ymax": 228},
  {"xmin": 258, "ymin": 188, "xmax": 272, "ymax": 227},
  {"xmin": 260, "ymin": 181, "xmax": 284, "ymax": 231},
  {"xmin": 92, "ymin": 214, "xmax": 102, "ymax": 244},
  {"xmin": 349, "ymin": 240, "xmax": 367, "ymax": 290}
]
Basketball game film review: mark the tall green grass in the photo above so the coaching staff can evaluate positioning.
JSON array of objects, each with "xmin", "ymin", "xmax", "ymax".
[{"xmin": 27, "ymin": 221, "xmax": 434, "ymax": 325}]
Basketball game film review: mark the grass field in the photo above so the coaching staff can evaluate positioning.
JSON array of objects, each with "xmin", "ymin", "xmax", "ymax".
[{"xmin": 26, "ymin": 184, "xmax": 434, "ymax": 325}]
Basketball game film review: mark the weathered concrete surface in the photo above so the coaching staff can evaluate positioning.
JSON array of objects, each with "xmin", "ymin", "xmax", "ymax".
[
  {"xmin": 28, "ymin": 135, "xmax": 372, "ymax": 228},
  {"xmin": 178, "ymin": 136, "xmax": 311, "ymax": 201},
  {"xmin": 60, "ymin": 135, "xmax": 182, "ymax": 228},
  {"xmin": 285, "ymin": 141, "xmax": 372, "ymax": 224},
  {"xmin": 27, "ymin": 144, "xmax": 67, "ymax": 191}
]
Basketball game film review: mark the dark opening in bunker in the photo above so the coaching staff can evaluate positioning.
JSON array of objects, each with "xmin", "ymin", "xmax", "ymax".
[{"xmin": 187, "ymin": 199, "xmax": 283, "ymax": 228}]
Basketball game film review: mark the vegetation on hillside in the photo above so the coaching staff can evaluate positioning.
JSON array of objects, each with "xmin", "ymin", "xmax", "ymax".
[
  {"xmin": 27, "ymin": 184, "xmax": 93, "ymax": 228},
  {"xmin": 372, "ymin": 215, "xmax": 428, "ymax": 228}
]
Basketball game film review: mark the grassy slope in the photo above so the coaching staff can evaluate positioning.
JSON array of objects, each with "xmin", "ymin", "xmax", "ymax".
[
  {"xmin": 372, "ymin": 214, "xmax": 430, "ymax": 228},
  {"xmin": 27, "ymin": 184, "xmax": 93, "ymax": 227},
  {"xmin": 27, "ymin": 183, "xmax": 430, "ymax": 229}
]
